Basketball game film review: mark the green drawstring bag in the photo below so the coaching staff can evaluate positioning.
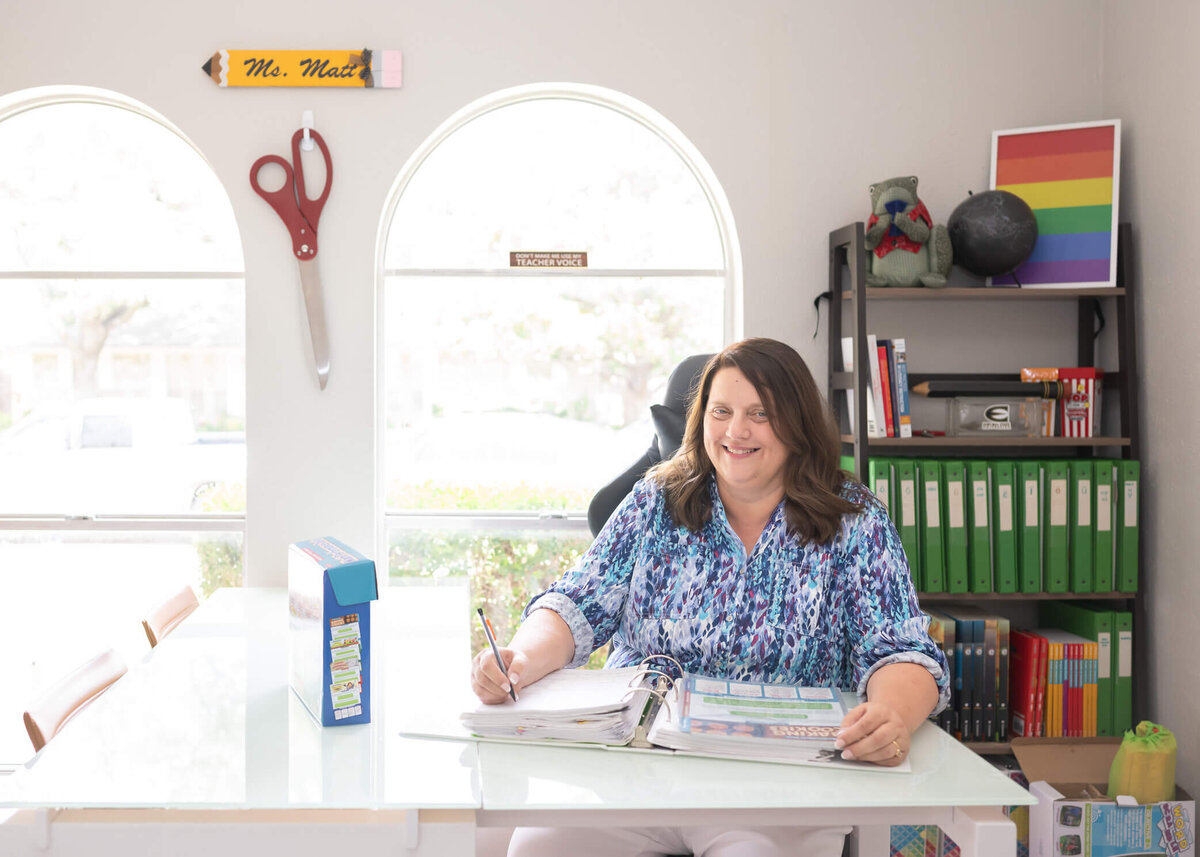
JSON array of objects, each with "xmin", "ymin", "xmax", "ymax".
[{"xmin": 1107, "ymin": 721, "xmax": 1177, "ymax": 803}]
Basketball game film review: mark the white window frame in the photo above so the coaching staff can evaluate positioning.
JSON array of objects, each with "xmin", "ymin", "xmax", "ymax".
[
  {"xmin": 374, "ymin": 82, "xmax": 743, "ymax": 566},
  {"xmin": 0, "ymin": 86, "xmax": 245, "ymax": 541}
]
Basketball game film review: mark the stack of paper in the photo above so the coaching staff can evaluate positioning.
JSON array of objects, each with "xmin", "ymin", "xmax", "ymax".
[{"xmin": 460, "ymin": 666, "xmax": 653, "ymax": 744}]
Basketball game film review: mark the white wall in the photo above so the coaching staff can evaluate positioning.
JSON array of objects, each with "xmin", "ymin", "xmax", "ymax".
[
  {"xmin": 1102, "ymin": 0, "xmax": 1200, "ymax": 794},
  {"xmin": 1, "ymin": 0, "xmax": 1104, "ymax": 578},
  {"xmin": 12, "ymin": 0, "xmax": 1188, "ymax": 782}
]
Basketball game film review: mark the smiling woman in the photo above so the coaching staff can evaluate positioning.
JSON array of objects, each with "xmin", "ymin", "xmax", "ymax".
[{"xmin": 473, "ymin": 338, "xmax": 948, "ymax": 856}]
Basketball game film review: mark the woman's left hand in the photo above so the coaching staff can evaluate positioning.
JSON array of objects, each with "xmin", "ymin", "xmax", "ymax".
[{"xmin": 834, "ymin": 700, "xmax": 910, "ymax": 767}]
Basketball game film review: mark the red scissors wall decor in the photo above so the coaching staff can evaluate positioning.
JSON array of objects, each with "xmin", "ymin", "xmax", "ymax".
[{"xmin": 250, "ymin": 128, "xmax": 333, "ymax": 389}]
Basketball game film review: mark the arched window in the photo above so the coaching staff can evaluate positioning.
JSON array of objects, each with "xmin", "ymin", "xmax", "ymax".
[
  {"xmin": 379, "ymin": 85, "xmax": 739, "ymax": 657},
  {"xmin": 0, "ymin": 88, "xmax": 245, "ymax": 763}
]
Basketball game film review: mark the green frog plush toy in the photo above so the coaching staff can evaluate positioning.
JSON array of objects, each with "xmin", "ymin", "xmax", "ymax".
[{"xmin": 865, "ymin": 176, "xmax": 952, "ymax": 287}]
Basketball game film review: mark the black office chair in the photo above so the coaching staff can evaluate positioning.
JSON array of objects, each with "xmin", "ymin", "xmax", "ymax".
[{"xmin": 587, "ymin": 353, "xmax": 713, "ymax": 536}]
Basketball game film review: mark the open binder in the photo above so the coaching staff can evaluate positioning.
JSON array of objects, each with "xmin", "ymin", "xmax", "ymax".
[{"xmin": 452, "ymin": 656, "xmax": 911, "ymax": 772}]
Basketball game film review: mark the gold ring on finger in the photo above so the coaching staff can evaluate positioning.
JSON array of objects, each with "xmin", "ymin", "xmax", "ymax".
[{"xmin": 892, "ymin": 740, "xmax": 903, "ymax": 758}]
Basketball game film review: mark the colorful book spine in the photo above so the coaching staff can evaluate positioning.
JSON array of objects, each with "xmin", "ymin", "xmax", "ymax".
[
  {"xmin": 841, "ymin": 337, "xmax": 877, "ymax": 438},
  {"xmin": 890, "ymin": 338, "xmax": 913, "ymax": 439},
  {"xmin": 1038, "ymin": 602, "xmax": 1114, "ymax": 737},
  {"xmin": 866, "ymin": 334, "xmax": 887, "ymax": 439},
  {"xmin": 876, "ymin": 340, "xmax": 895, "ymax": 438},
  {"xmin": 1032, "ymin": 631, "xmax": 1048, "ymax": 737},
  {"xmin": 996, "ymin": 616, "xmax": 1010, "ymax": 741}
]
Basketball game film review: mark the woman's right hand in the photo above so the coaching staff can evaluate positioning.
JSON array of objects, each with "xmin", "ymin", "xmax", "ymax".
[{"xmin": 471, "ymin": 645, "xmax": 528, "ymax": 704}]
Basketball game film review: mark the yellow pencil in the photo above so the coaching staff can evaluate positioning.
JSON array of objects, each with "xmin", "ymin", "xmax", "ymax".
[{"xmin": 201, "ymin": 49, "xmax": 402, "ymax": 88}]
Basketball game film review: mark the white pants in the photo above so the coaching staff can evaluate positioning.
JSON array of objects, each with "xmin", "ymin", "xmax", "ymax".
[{"xmin": 507, "ymin": 824, "xmax": 850, "ymax": 857}]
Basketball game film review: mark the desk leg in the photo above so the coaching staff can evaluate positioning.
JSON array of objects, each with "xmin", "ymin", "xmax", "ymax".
[
  {"xmin": 848, "ymin": 824, "xmax": 891, "ymax": 857},
  {"xmin": 406, "ymin": 809, "xmax": 419, "ymax": 849},
  {"xmin": 34, "ymin": 807, "xmax": 57, "ymax": 850},
  {"xmin": 942, "ymin": 806, "xmax": 1015, "ymax": 857}
]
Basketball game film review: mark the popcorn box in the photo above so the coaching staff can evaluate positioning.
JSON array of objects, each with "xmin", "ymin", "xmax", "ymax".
[
  {"xmin": 1059, "ymin": 368, "xmax": 1104, "ymax": 438},
  {"xmin": 288, "ymin": 537, "xmax": 379, "ymax": 726},
  {"xmin": 1014, "ymin": 739, "xmax": 1194, "ymax": 857}
]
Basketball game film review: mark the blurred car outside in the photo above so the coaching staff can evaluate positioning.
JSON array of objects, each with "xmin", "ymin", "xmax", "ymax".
[{"xmin": 0, "ymin": 397, "xmax": 245, "ymax": 515}]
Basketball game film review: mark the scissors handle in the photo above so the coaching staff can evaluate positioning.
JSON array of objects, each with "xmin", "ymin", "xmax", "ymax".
[
  {"xmin": 248, "ymin": 128, "xmax": 333, "ymax": 260},
  {"xmin": 250, "ymin": 154, "xmax": 319, "ymax": 259},
  {"xmin": 289, "ymin": 128, "xmax": 332, "ymax": 233}
]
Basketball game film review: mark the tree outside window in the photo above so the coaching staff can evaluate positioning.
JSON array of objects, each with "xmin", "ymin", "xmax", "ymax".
[{"xmin": 381, "ymin": 88, "xmax": 737, "ymax": 660}]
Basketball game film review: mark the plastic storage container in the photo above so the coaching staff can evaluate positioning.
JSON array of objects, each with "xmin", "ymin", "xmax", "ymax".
[{"xmin": 949, "ymin": 398, "xmax": 1049, "ymax": 437}]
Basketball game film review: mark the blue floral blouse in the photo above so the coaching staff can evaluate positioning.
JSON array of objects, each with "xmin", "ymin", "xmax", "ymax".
[{"xmin": 525, "ymin": 476, "xmax": 949, "ymax": 710}]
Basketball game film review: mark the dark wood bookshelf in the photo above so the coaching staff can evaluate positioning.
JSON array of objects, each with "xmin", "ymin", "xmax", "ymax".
[
  {"xmin": 920, "ymin": 591, "xmax": 1133, "ymax": 603},
  {"xmin": 827, "ymin": 221, "xmax": 1146, "ymax": 755},
  {"xmin": 838, "ymin": 435, "xmax": 1131, "ymax": 449},
  {"xmin": 960, "ymin": 736, "xmax": 1122, "ymax": 756},
  {"xmin": 840, "ymin": 286, "xmax": 1126, "ymax": 300}
]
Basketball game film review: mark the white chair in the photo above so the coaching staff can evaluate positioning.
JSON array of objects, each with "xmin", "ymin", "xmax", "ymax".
[
  {"xmin": 23, "ymin": 648, "xmax": 127, "ymax": 752},
  {"xmin": 141, "ymin": 584, "xmax": 200, "ymax": 647}
]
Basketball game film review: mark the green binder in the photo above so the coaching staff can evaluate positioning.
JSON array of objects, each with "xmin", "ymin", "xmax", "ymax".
[
  {"xmin": 990, "ymin": 461, "xmax": 1018, "ymax": 593},
  {"xmin": 1116, "ymin": 460, "xmax": 1140, "ymax": 592},
  {"xmin": 893, "ymin": 458, "xmax": 921, "ymax": 590},
  {"xmin": 918, "ymin": 460, "xmax": 945, "ymax": 593},
  {"xmin": 1068, "ymin": 459, "xmax": 1094, "ymax": 593},
  {"xmin": 1113, "ymin": 610, "xmax": 1133, "ymax": 734},
  {"xmin": 1017, "ymin": 460, "xmax": 1042, "ymax": 593},
  {"xmin": 1092, "ymin": 459, "xmax": 1117, "ymax": 592},
  {"xmin": 868, "ymin": 457, "xmax": 893, "ymax": 517},
  {"xmin": 1038, "ymin": 602, "xmax": 1113, "ymax": 737},
  {"xmin": 966, "ymin": 460, "xmax": 992, "ymax": 593},
  {"xmin": 942, "ymin": 460, "xmax": 969, "ymax": 594},
  {"xmin": 1041, "ymin": 460, "xmax": 1070, "ymax": 593}
]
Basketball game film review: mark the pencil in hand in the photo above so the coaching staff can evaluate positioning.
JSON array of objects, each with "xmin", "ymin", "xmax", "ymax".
[{"xmin": 477, "ymin": 607, "xmax": 518, "ymax": 702}]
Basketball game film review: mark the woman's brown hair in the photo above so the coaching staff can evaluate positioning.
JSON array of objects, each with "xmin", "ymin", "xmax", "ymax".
[{"xmin": 649, "ymin": 337, "xmax": 860, "ymax": 544}]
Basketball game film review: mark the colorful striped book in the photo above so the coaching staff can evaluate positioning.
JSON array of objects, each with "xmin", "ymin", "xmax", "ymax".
[{"xmin": 990, "ymin": 121, "xmax": 1120, "ymax": 288}]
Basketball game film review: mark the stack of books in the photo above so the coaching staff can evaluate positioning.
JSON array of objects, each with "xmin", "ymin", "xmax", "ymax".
[
  {"xmin": 923, "ymin": 603, "xmax": 1133, "ymax": 742},
  {"xmin": 841, "ymin": 335, "xmax": 912, "ymax": 439}
]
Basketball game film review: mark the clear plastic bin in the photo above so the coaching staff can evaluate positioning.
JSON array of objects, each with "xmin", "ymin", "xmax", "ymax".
[{"xmin": 949, "ymin": 397, "xmax": 1050, "ymax": 437}]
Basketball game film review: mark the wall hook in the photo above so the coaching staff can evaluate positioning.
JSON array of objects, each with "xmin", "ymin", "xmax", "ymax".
[{"xmin": 301, "ymin": 109, "xmax": 314, "ymax": 152}]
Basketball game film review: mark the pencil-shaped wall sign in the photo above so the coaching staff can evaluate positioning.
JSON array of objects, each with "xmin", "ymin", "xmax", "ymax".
[
  {"xmin": 202, "ymin": 49, "xmax": 402, "ymax": 88},
  {"xmin": 990, "ymin": 120, "xmax": 1119, "ymax": 288}
]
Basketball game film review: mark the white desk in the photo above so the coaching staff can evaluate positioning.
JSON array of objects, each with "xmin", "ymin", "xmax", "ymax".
[{"xmin": 0, "ymin": 587, "xmax": 1032, "ymax": 857}]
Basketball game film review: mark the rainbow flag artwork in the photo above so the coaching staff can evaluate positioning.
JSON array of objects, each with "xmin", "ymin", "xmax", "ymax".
[{"xmin": 990, "ymin": 120, "xmax": 1120, "ymax": 288}]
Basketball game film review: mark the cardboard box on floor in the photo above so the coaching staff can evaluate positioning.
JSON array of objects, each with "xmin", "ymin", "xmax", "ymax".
[{"xmin": 1013, "ymin": 738, "xmax": 1194, "ymax": 857}]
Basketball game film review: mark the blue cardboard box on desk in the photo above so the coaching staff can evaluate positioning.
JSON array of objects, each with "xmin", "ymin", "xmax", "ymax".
[{"xmin": 288, "ymin": 537, "xmax": 379, "ymax": 726}]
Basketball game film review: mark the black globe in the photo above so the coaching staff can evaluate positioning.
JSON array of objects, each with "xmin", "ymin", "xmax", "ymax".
[{"xmin": 947, "ymin": 190, "xmax": 1038, "ymax": 277}]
